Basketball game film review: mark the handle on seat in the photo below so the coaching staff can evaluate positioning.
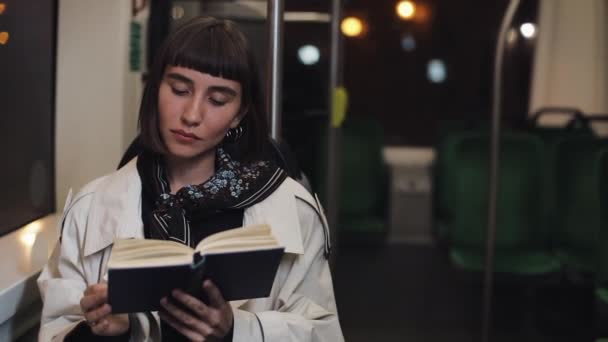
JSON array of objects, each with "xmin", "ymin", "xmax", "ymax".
[{"xmin": 528, "ymin": 107, "xmax": 588, "ymax": 129}]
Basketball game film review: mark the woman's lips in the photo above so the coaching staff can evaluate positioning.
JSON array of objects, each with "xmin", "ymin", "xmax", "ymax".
[{"xmin": 171, "ymin": 129, "xmax": 200, "ymax": 143}]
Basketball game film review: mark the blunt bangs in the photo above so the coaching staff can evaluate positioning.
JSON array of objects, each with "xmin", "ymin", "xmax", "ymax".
[{"xmin": 164, "ymin": 20, "xmax": 251, "ymax": 89}]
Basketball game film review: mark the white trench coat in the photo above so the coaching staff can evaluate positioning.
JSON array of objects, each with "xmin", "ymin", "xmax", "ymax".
[{"xmin": 37, "ymin": 159, "xmax": 344, "ymax": 341}]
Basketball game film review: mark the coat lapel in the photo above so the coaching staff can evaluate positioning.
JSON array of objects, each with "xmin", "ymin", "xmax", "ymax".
[
  {"xmin": 82, "ymin": 159, "xmax": 144, "ymax": 257},
  {"xmin": 243, "ymin": 178, "xmax": 305, "ymax": 255}
]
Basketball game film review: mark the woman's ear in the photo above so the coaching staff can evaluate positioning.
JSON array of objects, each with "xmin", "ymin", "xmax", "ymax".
[{"xmin": 230, "ymin": 105, "xmax": 248, "ymax": 128}]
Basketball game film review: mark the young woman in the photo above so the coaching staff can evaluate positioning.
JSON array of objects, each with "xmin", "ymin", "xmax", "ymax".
[{"xmin": 38, "ymin": 17, "xmax": 343, "ymax": 341}]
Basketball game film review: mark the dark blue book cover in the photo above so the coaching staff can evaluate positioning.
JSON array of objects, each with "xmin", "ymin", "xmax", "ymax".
[{"xmin": 108, "ymin": 247, "xmax": 284, "ymax": 313}]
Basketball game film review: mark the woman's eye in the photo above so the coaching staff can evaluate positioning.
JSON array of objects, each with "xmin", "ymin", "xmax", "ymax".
[
  {"xmin": 171, "ymin": 87, "xmax": 189, "ymax": 96},
  {"xmin": 209, "ymin": 98, "xmax": 227, "ymax": 106}
]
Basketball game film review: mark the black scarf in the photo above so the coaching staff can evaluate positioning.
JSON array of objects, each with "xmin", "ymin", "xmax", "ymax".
[{"xmin": 137, "ymin": 147, "xmax": 287, "ymax": 247}]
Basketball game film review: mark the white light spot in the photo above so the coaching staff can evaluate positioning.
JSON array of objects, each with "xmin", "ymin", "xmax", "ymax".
[
  {"xmin": 19, "ymin": 221, "xmax": 41, "ymax": 248},
  {"xmin": 298, "ymin": 45, "xmax": 320, "ymax": 65},
  {"xmin": 427, "ymin": 59, "xmax": 447, "ymax": 83},
  {"xmin": 401, "ymin": 34, "xmax": 416, "ymax": 52},
  {"xmin": 520, "ymin": 23, "xmax": 536, "ymax": 39}
]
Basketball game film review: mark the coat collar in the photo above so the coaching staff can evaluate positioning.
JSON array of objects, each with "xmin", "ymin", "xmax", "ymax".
[
  {"xmin": 242, "ymin": 177, "xmax": 305, "ymax": 254},
  {"xmin": 82, "ymin": 158, "xmax": 305, "ymax": 256}
]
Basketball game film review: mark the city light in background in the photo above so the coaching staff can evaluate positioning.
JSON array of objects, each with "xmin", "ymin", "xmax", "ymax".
[
  {"xmin": 396, "ymin": 1, "xmax": 416, "ymax": 20},
  {"xmin": 297, "ymin": 45, "xmax": 320, "ymax": 65},
  {"xmin": 427, "ymin": 59, "xmax": 447, "ymax": 83},
  {"xmin": 0, "ymin": 31, "xmax": 8, "ymax": 45},
  {"xmin": 341, "ymin": 16, "xmax": 364, "ymax": 37},
  {"xmin": 0, "ymin": 3, "xmax": 6, "ymax": 46},
  {"xmin": 401, "ymin": 33, "xmax": 416, "ymax": 52},
  {"xmin": 520, "ymin": 22, "xmax": 537, "ymax": 39}
]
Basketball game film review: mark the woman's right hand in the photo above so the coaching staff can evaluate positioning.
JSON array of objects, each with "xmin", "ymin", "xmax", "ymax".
[{"xmin": 80, "ymin": 283, "xmax": 130, "ymax": 336}]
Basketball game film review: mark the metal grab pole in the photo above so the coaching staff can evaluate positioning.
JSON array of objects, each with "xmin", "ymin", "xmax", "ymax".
[
  {"xmin": 326, "ymin": 0, "xmax": 342, "ymax": 265},
  {"xmin": 267, "ymin": 0, "xmax": 284, "ymax": 141},
  {"xmin": 482, "ymin": 1, "xmax": 520, "ymax": 342}
]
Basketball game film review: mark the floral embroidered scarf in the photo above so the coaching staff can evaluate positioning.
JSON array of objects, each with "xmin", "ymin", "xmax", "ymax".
[{"xmin": 137, "ymin": 147, "xmax": 287, "ymax": 247}]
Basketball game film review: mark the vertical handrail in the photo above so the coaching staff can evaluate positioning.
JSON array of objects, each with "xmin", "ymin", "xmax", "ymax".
[
  {"xmin": 327, "ymin": 0, "xmax": 342, "ymax": 264},
  {"xmin": 483, "ymin": 1, "xmax": 520, "ymax": 342},
  {"xmin": 267, "ymin": 0, "xmax": 284, "ymax": 141}
]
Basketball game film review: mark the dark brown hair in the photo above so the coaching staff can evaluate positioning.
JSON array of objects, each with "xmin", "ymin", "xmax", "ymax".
[{"xmin": 138, "ymin": 16, "xmax": 267, "ymax": 160}]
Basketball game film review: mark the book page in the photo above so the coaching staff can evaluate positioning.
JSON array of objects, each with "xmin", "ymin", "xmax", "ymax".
[
  {"xmin": 200, "ymin": 237, "xmax": 279, "ymax": 254},
  {"xmin": 109, "ymin": 255, "xmax": 193, "ymax": 268},
  {"xmin": 195, "ymin": 224, "xmax": 276, "ymax": 252},
  {"xmin": 108, "ymin": 224, "xmax": 281, "ymax": 268},
  {"xmin": 109, "ymin": 239, "xmax": 194, "ymax": 268}
]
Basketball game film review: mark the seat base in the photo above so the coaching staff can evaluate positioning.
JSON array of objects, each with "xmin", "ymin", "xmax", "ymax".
[
  {"xmin": 450, "ymin": 248, "xmax": 561, "ymax": 275},
  {"xmin": 555, "ymin": 249, "xmax": 595, "ymax": 273},
  {"xmin": 597, "ymin": 287, "xmax": 608, "ymax": 304}
]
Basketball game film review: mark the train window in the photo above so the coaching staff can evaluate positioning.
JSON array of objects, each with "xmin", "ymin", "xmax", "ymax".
[
  {"xmin": 343, "ymin": 0, "xmax": 539, "ymax": 146},
  {"xmin": 0, "ymin": 0, "xmax": 56, "ymax": 236}
]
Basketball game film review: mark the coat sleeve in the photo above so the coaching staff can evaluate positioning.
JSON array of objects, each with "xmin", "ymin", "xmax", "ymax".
[
  {"xmin": 232, "ymin": 200, "xmax": 344, "ymax": 342},
  {"xmin": 37, "ymin": 191, "xmax": 161, "ymax": 342},
  {"xmin": 37, "ymin": 193, "xmax": 92, "ymax": 341}
]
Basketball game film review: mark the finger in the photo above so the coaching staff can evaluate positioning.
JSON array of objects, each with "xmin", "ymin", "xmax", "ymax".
[
  {"xmin": 161, "ymin": 297, "xmax": 214, "ymax": 336},
  {"xmin": 203, "ymin": 280, "xmax": 226, "ymax": 308},
  {"xmin": 159, "ymin": 310, "xmax": 205, "ymax": 341},
  {"xmin": 90, "ymin": 318, "xmax": 110, "ymax": 336},
  {"xmin": 80, "ymin": 291, "xmax": 108, "ymax": 312},
  {"xmin": 84, "ymin": 283, "xmax": 107, "ymax": 296},
  {"xmin": 172, "ymin": 289, "xmax": 209, "ymax": 318},
  {"xmin": 84, "ymin": 304, "xmax": 111, "ymax": 325}
]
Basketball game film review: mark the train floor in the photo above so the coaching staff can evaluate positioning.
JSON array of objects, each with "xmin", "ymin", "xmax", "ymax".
[{"xmin": 333, "ymin": 243, "xmax": 596, "ymax": 342}]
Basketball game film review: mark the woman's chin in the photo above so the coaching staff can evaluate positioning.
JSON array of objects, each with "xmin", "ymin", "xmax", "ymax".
[{"xmin": 166, "ymin": 144, "xmax": 213, "ymax": 161}]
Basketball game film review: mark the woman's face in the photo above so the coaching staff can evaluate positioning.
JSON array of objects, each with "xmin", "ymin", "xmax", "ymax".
[{"xmin": 158, "ymin": 66, "xmax": 243, "ymax": 160}]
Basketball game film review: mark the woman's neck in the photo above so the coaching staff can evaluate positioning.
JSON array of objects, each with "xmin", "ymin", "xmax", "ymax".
[{"xmin": 165, "ymin": 150, "xmax": 216, "ymax": 194}]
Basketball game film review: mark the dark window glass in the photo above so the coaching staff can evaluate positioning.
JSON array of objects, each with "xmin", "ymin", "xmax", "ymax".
[{"xmin": 0, "ymin": 0, "xmax": 56, "ymax": 235}]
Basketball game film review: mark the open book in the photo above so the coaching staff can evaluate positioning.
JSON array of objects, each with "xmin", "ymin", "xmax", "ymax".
[{"xmin": 107, "ymin": 224, "xmax": 285, "ymax": 313}]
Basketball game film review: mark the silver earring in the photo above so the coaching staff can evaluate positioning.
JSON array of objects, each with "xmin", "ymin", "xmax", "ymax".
[{"xmin": 225, "ymin": 126, "xmax": 244, "ymax": 143}]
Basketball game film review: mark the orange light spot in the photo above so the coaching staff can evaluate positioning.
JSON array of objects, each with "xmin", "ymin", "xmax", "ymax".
[
  {"xmin": 0, "ymin": 32, "xmax": 9, "ymax": 45},
  {"xmin": 341, "ymin": 17, "xmax": 364, "ymax": 37},
  {"xmin": 396, "ymin": 1, "xmax": 416, "ymax": 20}
]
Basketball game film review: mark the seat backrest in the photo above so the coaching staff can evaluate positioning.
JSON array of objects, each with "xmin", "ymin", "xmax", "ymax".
[
  {"xmin": 447, "ymin": 132, "xmax": 545, "ymax": 249},
  {"xmin": 338, "ymin": 116, "xmax": 386, "ymax": 217},
  {"xmin": 434, "ymin": 125, "xmax": 517, "ymax": 229},
  {"xmin": 434, "ymin": 130, "xmax": 473, "ymax": 225},
  {"xmin": 524, "ymin": 111, "xmax": 594, "ymax": 235},
  {"xmin": 553, "ymin": 137, "xmax": 607, "ymax": 255}
]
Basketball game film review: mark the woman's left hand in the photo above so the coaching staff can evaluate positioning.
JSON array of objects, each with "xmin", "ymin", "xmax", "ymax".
[{"xmin": 160, "ymin": 280, "xmax": 233, "ymax": 341}]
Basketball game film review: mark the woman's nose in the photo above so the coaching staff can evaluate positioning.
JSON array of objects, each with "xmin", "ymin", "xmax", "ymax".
[{"xmin": 181, "ymin": 99, "xmax": 203, "ymax": 126}]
